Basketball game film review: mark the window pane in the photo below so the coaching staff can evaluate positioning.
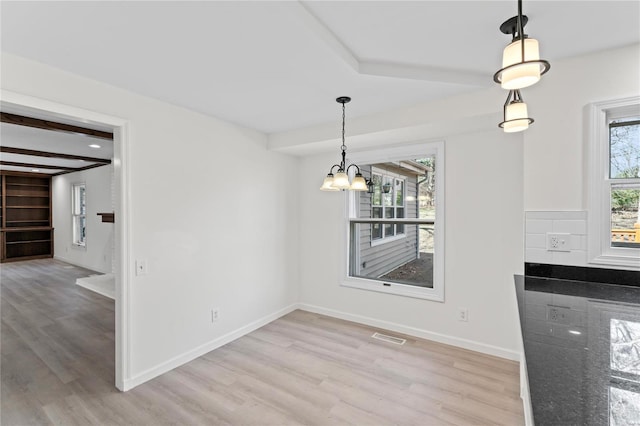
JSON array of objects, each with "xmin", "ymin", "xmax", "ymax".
[
  {"xmin": 396, "ymin": 207, "xmax": 405, "ymax": 234},
  {"xmin": 79, "ymin": 186, "xmax": 86, "ymax": 215},
  {"xmin": 372, "ymin": 223, "xmax": 382, "ymax": 240},
  {"xmin": 372, "ymin": 175, "xmax": 382, "ymax": 205},
  {"xmin": 350, "ymin": 223, "xmax": 433, "ymax": 288},
  {"xmin": 611, "ymin": 186, "xmax": 640, "ymax": 248},
  {"xmin": 610, "ymin": 120, "xmax": 640, "ymax": 179},
  {"xmin": 395, "ymin": 179, "xmax": 404, "ymax": 206},
  {"xmin": 384, "ymin": 207, "xmax": 395, "ymax": 237},
  {"xmin": 416, "ymin": 156, "xmax": 436, "ymax": 220},
  {"xmin": 382, "ymin": 177, "xmax": 393, "ymax": 206}
]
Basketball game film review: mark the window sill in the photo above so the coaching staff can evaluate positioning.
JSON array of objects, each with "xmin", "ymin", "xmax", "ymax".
[
  {"xmin": 588, "ymin": 253, "xmax": 640, "ymax": 270},
  {"xmin": 341, "ymin": 277, "xmax": 444, "ymax": 302}
]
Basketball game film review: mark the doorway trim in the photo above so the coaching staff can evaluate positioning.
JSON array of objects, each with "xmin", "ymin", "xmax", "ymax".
[{"xmin": 1, "ymin": 89, "xmax": 132, "ymax": 390}]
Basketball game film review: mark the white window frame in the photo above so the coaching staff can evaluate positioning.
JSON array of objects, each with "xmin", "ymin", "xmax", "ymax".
[
  {"xmin": 72, "ymin": 183, "xmax": 87, "ymax": 247},
  {"xmin": 342, "ymin": 141, "xmax": 445, "ymax": 302},
  {"xmin": 370, "ymin": 168, "xmax": 406, "ymax": 246},
  {"xmin": 587, "ymin": 96, "xmax": 640, "ymax": 269}
]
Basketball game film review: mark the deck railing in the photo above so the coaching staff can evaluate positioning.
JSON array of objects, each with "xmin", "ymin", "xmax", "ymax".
[{"xmin": 611, "ymin": 223, "xmax": 640, "ymax": 242}]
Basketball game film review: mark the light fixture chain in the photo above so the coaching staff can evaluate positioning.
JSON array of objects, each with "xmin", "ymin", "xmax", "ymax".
[{"xmin": 341, "ymin": 101, "xmax": 346, "ymax": 152}]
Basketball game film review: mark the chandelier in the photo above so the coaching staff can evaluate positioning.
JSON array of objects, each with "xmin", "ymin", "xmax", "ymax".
[{"xmin": 320, "ymin": 97, "xmax": 372, "ymax": 192}]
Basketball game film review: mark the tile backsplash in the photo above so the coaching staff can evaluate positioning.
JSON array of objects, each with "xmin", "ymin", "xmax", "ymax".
[{"xmin": 525, "ymin": 211, "xmax": 587, "ymax": 267}]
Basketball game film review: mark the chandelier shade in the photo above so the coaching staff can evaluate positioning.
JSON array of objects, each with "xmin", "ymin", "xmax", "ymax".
[
  {"xmin": 493, "ymin": 1, "xmax": 550, "ymax": 90},
  {"xmin": 499, "ymin": 90, "xmax": 534, "ymax": 133}
]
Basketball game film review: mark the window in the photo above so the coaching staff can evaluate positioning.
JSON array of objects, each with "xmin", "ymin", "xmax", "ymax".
[
  {"xmin": 343, "ymin": 142, "xmax": 444, "ymax": 301},
  {"xmin": 72, "ymin": 183, "xmax": 86, "ymax": 246},
  {"xmin": 371, "ymin": 170, "xmax": 405, "ymax": 244},
  {"xmin": 587, "ymin": 97, "xmax": 640, "ymax": 268}
]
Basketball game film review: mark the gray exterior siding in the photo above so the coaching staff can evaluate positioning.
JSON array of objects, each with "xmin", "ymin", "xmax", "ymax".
[{"xmin": 355, "ymin": 166, "xmax": 419, "ymax": 279}]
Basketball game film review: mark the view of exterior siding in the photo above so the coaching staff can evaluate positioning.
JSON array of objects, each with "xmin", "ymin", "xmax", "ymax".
[{"xmin": 355, "ymin": 164, "xmax": 420, "ymax": 280}]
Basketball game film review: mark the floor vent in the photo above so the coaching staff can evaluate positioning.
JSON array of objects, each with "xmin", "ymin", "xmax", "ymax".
[{"xmin": 371, "ymin": 332, "xmax": 406, "ymax": 345}]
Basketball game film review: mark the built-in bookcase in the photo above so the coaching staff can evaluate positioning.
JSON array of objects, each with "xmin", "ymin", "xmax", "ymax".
[{"xmin": 1, "ymin": 172, "xmax": 53, "ymax": 262}]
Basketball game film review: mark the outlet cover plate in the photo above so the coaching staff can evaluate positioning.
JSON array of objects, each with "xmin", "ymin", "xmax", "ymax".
[{"xmin": 546, "ymin": 233, "xmax": 571, "ymax": 252}]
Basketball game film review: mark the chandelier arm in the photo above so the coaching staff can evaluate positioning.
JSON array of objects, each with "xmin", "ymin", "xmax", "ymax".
[
  {"xmin": 346, "ymin": 164, "xmax": 361, "ymax": 174},
  {"xmin": 328, "ymin": 164, "xmax": 342, "ymax": 174}
]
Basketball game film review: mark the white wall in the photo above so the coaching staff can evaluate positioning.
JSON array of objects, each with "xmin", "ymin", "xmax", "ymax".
[
  {"xmin": 53, "ymin": 165, "xmax": 114, "ymax": 273},
  {"xmin": 298, "ymin": 130, "xmax": 524, "ymax": 359},
  {"xmin": 1, "ymin": 53, "xmax": 300, "ymax": 386},
  {"xmin": 522, "ymin": 44, "xmax": 640, "ymax": 267},
  {"xmin": 524, "ymin": 44, "xmax": 640, "ymax": 211}
]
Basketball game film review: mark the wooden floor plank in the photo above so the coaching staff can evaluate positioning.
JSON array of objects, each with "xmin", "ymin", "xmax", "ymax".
[{"xmin": 1, "ymin": 259, "xmax": 524, "ymax": 425}]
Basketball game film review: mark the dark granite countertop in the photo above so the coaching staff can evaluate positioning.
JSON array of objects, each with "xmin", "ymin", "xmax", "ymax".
[{"xmin": 515, "ymin": 272, "xmax": 640, "ymax": 426}]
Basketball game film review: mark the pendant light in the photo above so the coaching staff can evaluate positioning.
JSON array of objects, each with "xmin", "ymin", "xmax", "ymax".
[
  {"xmin": 499, "ymin": 90, "xmax": 534, "ymax": 133},
  {"xmin": 320, "ymin": 97, "xmax": 371, "ymax": 192},
  {"xmin": 494, "ymin": 0, "xmax": 550, "ymax": 90}
]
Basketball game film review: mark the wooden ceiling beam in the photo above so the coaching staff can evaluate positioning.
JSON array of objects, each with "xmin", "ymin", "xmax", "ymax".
[
  {"xmin": 0, "ymin": 161, "xmax": 74, "ymax": 171},
  {"xmin": 52, "ymin": 162, "xmax": 109, "ymax": 177},
  {"xmin": 1, "ymin": 112, "xmax": 113, "ymax": 140},
  {"xmin": 0, "ymin": 146, "xmax": 111, "ymax": 164}
]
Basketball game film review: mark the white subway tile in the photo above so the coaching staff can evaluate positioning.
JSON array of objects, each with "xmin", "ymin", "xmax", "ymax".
[
  {"xmin": 526, "ymin": 219, "xmax": 553, "ymax": 234},
  {"xmin": 552, "ymin": 250, "xmax": 587, "ymax": 267},
  {"xmin": 525, "ymin": 211, "xmax": 587, "ymax": 221},
  {"xmin": 570, "ymin": 235, "xmax": 586, "ymax": 250},
  {"xmin": 526, "ymin": 212, "xmax": 556, "ymax": 220},
  {"xmin": 553, "ymin": 219, "xmax": 587, "ymax": 235},
  {"xmin": 526, "ymin": 233, "xmax": 546, "ymax": 249},
  {"xmin": 526, "ymin": 248, "xmax": 554, "ymax": 263}
]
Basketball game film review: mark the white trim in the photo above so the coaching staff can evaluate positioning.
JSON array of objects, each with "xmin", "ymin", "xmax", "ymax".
[
  {"xmin": 0, "ymin": 89, "xmax": 132, "ymax": 391},
  {"xmin": 122, "ymin": 303, "xmax": 298, "ymax": 391},
  {"xmin": 586, "ymin": 96, "xmax": 640, "ymax": 270},
  {"xmin": 370, "ymin": 233, "xmax": 406, "ymax": 247},
  {"xmin": 298, "ymin": 303, "xmax": 519, "ymax": 361},
  {"xmin": 289, "ymin": 2, "xmax": 486, "ymax": 86},
  {"xmin": 344, "ymin": 141, "xmax": 445, "ymax": 301},
  {"xmin": 54, "ymin": 254, "xmax": 110, "ymax": 275}
]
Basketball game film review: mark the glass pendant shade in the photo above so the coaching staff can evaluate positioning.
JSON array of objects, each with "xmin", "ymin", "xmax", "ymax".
[
  {"xmin": 502, "ymin": 101, "xmax": 531, "ymax": 132},
  {"xmin": 332, "ymin": 171, "xmax": 351, "ymax": 189},
  {"xmin": 350, "ymin": 174, "xmax": 368, "ymax": 191},
  {"xmin": 320, "ymin": 174, "xmax": 339, "ymax": 191},
  {"xmin": 500, "ymin": 38, "xmax": 541, "ymax": 90}
]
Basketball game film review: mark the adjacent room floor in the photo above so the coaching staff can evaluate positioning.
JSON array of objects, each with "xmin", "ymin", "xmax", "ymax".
[{"xmin": 1, "ymin": 259, "xmax": 524, "ymax": 425}]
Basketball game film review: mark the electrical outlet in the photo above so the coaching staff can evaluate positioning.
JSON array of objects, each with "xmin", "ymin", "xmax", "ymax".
[
  {"xmin": 458, "ymin": 308, "xmax": 468, "ymax": 322},
  {"xmin": 546, "ymin": 233, "xmax": 571, "ymax": 252},
  {"xmin": 211, "ymin": 308, "xmax": 220, "ymax": 323}
]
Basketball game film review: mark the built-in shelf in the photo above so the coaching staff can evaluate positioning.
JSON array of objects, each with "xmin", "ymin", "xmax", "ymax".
[{"xmin": 1, "ymin": 173, "xmax": 53, "ymax": 262}]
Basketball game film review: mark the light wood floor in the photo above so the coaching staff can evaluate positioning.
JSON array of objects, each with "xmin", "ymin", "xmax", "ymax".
[{"xmin": 2, "ymin": 259, "xmax": 524, "ymax": 425}]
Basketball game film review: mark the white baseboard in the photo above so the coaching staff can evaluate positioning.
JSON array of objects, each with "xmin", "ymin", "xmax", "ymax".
[
  {"xmin": 54, "ymin": 255, "xmax": 109, "ymax": 274},
  {"xmin": 121, "ymin": 303, "xmax": 298, "ymax": 391},
  {"xmin": 298, "ymin": 303, "xmax": 520, "ymax": 361},
  {"xmin": 122, "ymin": 301, "xmax": 521, "ymax": 392}
]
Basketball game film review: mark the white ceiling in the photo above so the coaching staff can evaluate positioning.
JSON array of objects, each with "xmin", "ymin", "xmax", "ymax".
[{"xmin": 1, "ymin": 1, "xmax": 639, "ymax": 135}]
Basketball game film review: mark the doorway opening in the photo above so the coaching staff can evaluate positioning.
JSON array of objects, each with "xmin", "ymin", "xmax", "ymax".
[{"xmin": 1, "ymin": 90, "xmax": 130, "ymax": 390}]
